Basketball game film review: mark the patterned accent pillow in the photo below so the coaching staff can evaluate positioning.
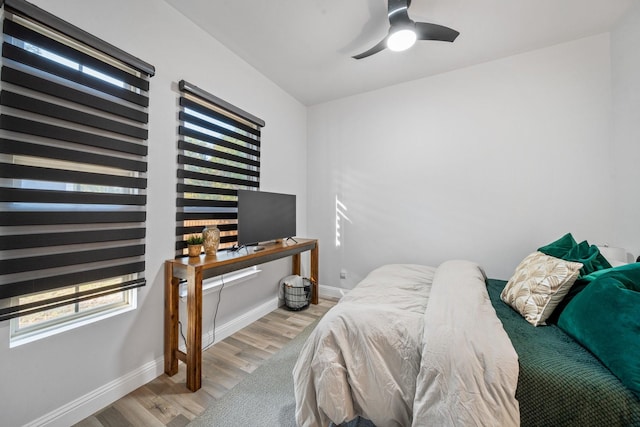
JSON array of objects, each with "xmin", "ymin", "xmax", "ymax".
[{"xmin": 501, "ymin": 251, "xmax": 583, "ymax": 326}]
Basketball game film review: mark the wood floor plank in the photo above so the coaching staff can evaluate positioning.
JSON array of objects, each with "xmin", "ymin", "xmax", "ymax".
[
  {"xmin": 219, "ymin": 338, "xmax": 273, "ymax": 366},
  {"xmin": 112, "ymin": 396, "xmax": 165, "ymax": 427},
  {"xmin": 73, "ymin": 415, "xmax": 104, "ymax": 427},
  {"xmin": 222, "ymin": 335, "xmax": 274, "ymax": 359},
  {"xmin": 166, "ymin": 414, "xmax": 190, "ymax": 427},
  {"xmin": 146, "ymin": 373, "xmax": 214, "ymax": 417},
  {"xmin": 74, "ymin": 298, "xmax": 337, "ymax": 426},
  {"xmin": 232, "ymin": 330, "xmax": 282, "ymax": 353},
  {"xmin": 94, "ymin": 406, "xmax": 133, "ymax": 427},
  {"xmin": 199, "ymin": 377, "xmax": 231, "ymax": 400},
  {"xmin": 202, "ymin": 346, "xmax": 258, "ymax": 373},
  {"xmin": 127, "ymin": 386, "xmax": 182, "ymax": 425}
]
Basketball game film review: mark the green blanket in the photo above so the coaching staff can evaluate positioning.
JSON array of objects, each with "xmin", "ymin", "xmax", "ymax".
[{"xmin": 488, "ymin": 279, "xmax": 640, "ymax": 427}]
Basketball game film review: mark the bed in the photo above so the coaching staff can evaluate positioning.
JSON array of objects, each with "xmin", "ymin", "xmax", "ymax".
[
  {"xmin": 293, "ymin": 235, "xmax": 640, "ymax": 427},
  {"xmin": 487, "ymin": 278, "xmax": 640, "ymax": 426}
]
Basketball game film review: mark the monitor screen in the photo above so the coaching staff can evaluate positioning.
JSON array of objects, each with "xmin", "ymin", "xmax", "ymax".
[{"xmin": 237, "ymin": 190, "xmax": 296, "ymax": 246}]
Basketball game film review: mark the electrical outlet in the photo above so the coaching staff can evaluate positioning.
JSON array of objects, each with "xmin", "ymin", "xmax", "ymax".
[{"xmin": 340, "ymin": 269, "xmax": 347, "ymax": 279}]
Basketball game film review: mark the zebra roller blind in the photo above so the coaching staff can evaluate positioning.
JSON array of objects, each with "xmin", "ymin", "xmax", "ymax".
[
  {"xmin": 0, "ymin": 0, "xmax": 155, "ymax": 321},
  {"xmin": 176, "ymin": 80, "xmax": 264, "ymax": 256}
]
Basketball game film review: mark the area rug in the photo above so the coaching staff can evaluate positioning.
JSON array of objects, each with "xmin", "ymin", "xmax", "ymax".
[{"xmin": 187, "ymin": 319, "xmax": 319, "ymax": 427}]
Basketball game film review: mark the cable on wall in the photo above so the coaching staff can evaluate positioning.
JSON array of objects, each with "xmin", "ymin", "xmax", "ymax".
[{"xmin": 203, "ymin": 275, "xmax": 225, "ymax": 351}]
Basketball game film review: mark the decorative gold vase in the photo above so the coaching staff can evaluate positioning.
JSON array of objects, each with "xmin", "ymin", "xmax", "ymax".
[
  {"xmin": 187, "ymin": 244, "xmax": 202, "ymax": 257},
  {"xmin": 202, "ymin": 226, "xmax": 220, "ymax": 255}
]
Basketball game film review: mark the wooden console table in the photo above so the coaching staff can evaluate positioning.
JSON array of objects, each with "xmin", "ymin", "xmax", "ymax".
[{"xmin": 164, "ymin": 238, "xmax": 318, "ymax": 391}]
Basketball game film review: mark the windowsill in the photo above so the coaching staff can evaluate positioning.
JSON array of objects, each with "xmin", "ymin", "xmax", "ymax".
[
  {"xmin": 9, "ymin": 291, "xmax": 137, "ymax": 348},
  {"xmin": 178, "ymin": 266, "xmax": 260, "ymax": 300},
  {"xmin": 9, "ymin": 268, "xmax": 260, "ymax": 348}
]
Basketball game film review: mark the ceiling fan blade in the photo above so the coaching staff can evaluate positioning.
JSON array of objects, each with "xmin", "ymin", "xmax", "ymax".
[
  {"xmin": 415, "ymin": 22, "xmax": 460, "ymax": 42},
  {"xmin": 352, "ymin": 37, "xmax": 388, "ymax": 60},
  {"xmin": 387, "ymin": 0, "xmax": 412, "ymax": 27}
]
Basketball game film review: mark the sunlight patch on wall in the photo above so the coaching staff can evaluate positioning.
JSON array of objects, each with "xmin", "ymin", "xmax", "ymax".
[{"xmin": 335, "ymin": 195, "xmax": 351, "ymax": 247}]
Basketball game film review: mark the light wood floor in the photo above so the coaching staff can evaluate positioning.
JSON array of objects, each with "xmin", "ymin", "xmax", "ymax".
[{"xmin": 74, "ymin": 298, "xmax": 337, "ymax": 427}]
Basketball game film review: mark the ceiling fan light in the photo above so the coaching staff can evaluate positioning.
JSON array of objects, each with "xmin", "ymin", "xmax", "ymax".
[{"xmin": 387, "ymin": 28, "xmax": 417, "ymax": 52}]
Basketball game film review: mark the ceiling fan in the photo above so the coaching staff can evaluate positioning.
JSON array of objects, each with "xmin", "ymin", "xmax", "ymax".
[{"xmin": 352, "ymin": 0, "xmax": 460, "ymax": 59}]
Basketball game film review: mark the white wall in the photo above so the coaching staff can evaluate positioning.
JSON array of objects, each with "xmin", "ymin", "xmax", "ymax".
[
  {"xmin": 611, "ymin": 2, "xmax": 640, "ymax": 260},
  {"xmin": 308, "ymin": 34, "xmax": 616, "ymax": 285},
  {"xmin": 0, "ymin": 1, "xmax": 307, "ymax": 426}
]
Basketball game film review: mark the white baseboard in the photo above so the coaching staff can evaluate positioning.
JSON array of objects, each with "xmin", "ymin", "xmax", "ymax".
[
  {"xmin": 23, "ymin": 357, "xmax": 165, "ymax": 427},
  {"xmin": 25, "ymin": 297, "xmax": 280, "ymax": 427},
  {"xmin": 319, "ymin": 284, "xmax": 347, "ymax": 300}
]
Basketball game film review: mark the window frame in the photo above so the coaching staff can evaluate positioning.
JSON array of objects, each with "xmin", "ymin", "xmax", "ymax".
[{"xmin": 9, "ymin": 288, "xmax": 136, "ymax": 348}]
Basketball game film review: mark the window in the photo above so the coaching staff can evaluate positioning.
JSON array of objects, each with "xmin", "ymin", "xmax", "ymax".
[
  {"xmin": 0, "ymin": 0, "xmax": 155, "ymax": 336},
  {"xmin": 176, "ymin": 80, "xmax": 265, "ymax": 255},
  {"xmin": 10, "ymin": 278, "xmax": 136, "ymax": 347}
]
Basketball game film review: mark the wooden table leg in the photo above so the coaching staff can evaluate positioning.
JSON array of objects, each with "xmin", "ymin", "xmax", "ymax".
[
  {"xmin": 164, "ymin": 261, "xmax": 179, "ymax": 375},
  {"xmin": 310, "ymin": 242, "xmax": 319, "ymax": 304},
  {"xmin": 185, "ymin": 267, "xmax": 203, "ymax": 392},
  {"xmin": 292, "ymin": 253, "xmax": 301, "ymax": 276}
]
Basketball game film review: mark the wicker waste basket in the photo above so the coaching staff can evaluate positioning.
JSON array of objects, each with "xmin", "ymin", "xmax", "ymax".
[{"xmin": 280, "ymin": 275, "xmax": 312, "ymax": 311}]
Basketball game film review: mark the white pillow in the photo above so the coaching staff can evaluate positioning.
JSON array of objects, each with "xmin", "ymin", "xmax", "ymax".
[
  {"xmin": 597, "ymin": 245, "xmax": 628, "ymax": 266},
  {"xmin": 501, "ymin": 251, "xmax": 583, "ymax": 326}
]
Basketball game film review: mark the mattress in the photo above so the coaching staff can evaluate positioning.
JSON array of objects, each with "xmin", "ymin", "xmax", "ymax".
[{"xmin": 487, "ymin": 279, "xmax": 640, "ymax": 427}]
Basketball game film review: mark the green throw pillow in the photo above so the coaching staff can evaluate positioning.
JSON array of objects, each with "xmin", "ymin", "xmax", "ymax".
[
  {"xmin": 557, "ymin": 264, "xmax": 640, "ymax": 399},
  {"xmin": 538, "ymin": 233, "xmax": 577, "ymax": 259},
  {"xmin": 538, "ymin": 233, "xmax": 611, "ymax": 276}
]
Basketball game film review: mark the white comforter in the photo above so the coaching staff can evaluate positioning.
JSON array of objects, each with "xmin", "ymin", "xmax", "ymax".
[{"xmin": 293, "ymin": 261, "xmax": 519, "ymax": 427}]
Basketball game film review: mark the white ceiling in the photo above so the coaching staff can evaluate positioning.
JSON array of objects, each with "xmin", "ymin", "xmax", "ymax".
[{"xmin": 163, "ymin": 0, "xmax": 633, "ymax": 106}]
